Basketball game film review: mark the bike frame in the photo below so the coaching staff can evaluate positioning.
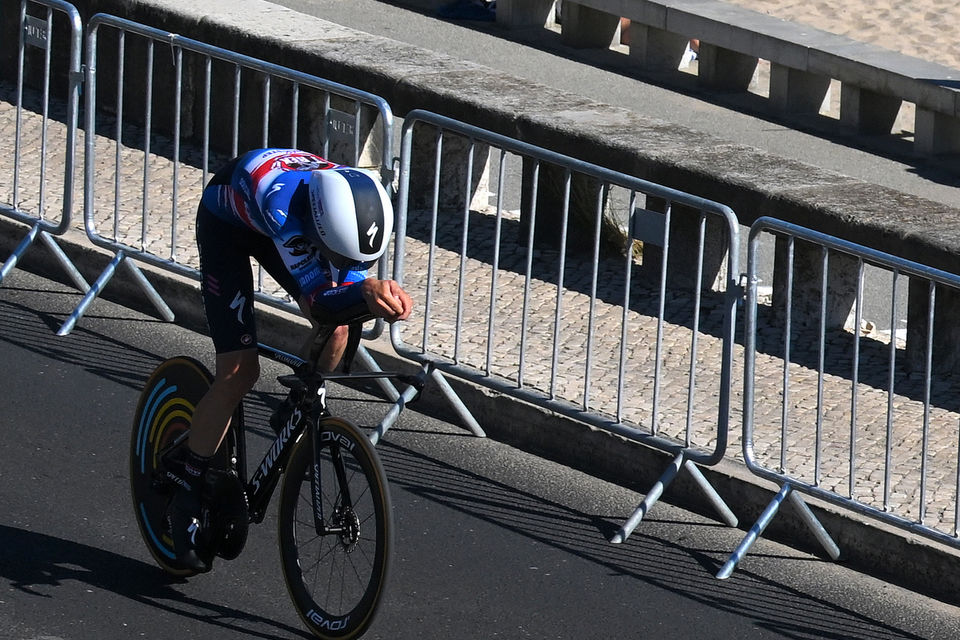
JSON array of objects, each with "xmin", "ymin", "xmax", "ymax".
[{"xmin": 230, "ymin": 342, "xmax": 428, "ymax": 523}]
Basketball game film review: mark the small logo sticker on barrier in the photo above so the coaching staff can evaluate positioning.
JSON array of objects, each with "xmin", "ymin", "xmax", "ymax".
[
  {"xmin": 631, "ymin": 207, "xmax": 667, "ymax": 247},
  {"xmin": 23, "ymin": 16, "xmax": 48, "ymax": 50},
  {"xmin": 326, "ymin": 109, "xmax": 356, "ymax": 144}
]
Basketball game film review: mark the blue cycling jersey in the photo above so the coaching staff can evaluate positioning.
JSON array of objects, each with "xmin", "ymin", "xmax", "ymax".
[{"xmin": 200, "ymin": 148, "xmax": 369, "ymax": 311}]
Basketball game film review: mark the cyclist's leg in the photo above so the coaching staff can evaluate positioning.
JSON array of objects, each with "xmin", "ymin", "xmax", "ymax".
[
  {"xmin": 192, "ymin": 204, "xmax": 265, "ymax": 454},
  {"xmin": 298, "ymin": 318, "xmax": 350, "ymax": 371},
  {"xmin": 318, "ymin": 325, "xmax": 350, "ymax": 370},
  {"xmin": 166, "ymin": 205, "xmax": 264, "ymax": 571},
  {"xmin": 188, "ymin": 348, "xmax": 259, "ymax": 456}
]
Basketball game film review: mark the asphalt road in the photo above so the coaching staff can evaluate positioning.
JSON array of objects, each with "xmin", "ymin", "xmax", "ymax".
[{"xmin": 2, "ymin": 268, "xmax": 960, "ymax": 638}]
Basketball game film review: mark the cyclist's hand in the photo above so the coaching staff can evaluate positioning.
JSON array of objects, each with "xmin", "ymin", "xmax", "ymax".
[{"xmin": 361, "ymin": 278, "xmax": 413, "ymax": 322}]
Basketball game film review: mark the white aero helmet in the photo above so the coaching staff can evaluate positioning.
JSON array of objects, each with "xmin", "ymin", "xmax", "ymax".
[{"xmin": 306, "ymin": 167, "xmax": 393, "ymax": 268}]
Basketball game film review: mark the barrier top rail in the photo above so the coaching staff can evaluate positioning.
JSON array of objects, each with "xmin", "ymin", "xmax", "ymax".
[
  {"xmin": 392, "ymin": 109, "xmax": 740, "ymax": 465},
  {"xmin": 747, "ymin": 217, "xmax": 960, "ymax": 292},
  {"xmin": 82, "ymin": 12, "xmax": 395, "ymax": 283},
  {"xmin": 742, "ymin": 215, "xmax": 960, "ymax": 550}
]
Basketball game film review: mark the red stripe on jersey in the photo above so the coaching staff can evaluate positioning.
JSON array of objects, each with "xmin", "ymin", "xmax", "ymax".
[{"xmin": 232, "ymin": 189, "xmax": 258, "ymax": 230}]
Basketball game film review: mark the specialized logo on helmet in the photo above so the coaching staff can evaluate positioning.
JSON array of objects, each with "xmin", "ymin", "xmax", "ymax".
[{"xmin": 365, "ymin": 221, "xmax": 379, "ymax": 251}]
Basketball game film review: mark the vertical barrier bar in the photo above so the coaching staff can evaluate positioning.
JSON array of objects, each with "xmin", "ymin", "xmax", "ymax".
[
  {"xmin": 550, "ymin": 170, "xmax": 571, "ymax": 401},
  {"xmin": 849, "ymin": 259, "xmax": 864, "ymax": 498},
  {"xmin": 815, "ymin": 247, "xmax": 828, "ymax": 486},
  {"xmin": 582, "ymin": 185, "xmax": 604, "ymax": 410},
  {"xmin": 170, "ymin": 44, "xmax": 182, "ymax": 262}
]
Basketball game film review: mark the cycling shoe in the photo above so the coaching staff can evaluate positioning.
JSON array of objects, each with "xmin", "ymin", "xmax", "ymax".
[{"xmin": 167, "ymin": 488, "xmax": 212, "ymax": 573}]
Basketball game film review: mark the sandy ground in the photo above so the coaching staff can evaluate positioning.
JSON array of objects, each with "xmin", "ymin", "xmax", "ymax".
[{"xmin": 722, "ymin": 0, "xmax": 960, "ymax": 70}]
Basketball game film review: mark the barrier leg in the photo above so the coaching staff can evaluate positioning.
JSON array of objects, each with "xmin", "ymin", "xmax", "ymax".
[
  {"xmin": 121, "ymin": 259, "xmax": 175, "ymax": 322},
  {"xmin": 611, "ymin": 452, "xmax": 684, "ymax": 544},
  {"xmin": 366, "ymin": 364, "xmax": 485, "ymax": 445},
  {"xmin": 369, "ymin": 377, "xmax": 422, "ymax": 446},
  {"xmin": 717, "ymin": 483, "xmax": 792, "ymax": 579},
  {"xmin": 0, "ymin": 222, "xmax": 40, "ymax": 284},
  {"xmin": 684, "ymin": 460, "xmax": 738, "ymax": 527},
  {"xmin": 430, "ymin": 367, "xmax": 485, "ymax": 438},
  {"xmin": 788, "ymin": 490, "xmax": 840, "ymax": 561},
  {"xmin": 611, "ymin": 454, "xmax": 738, "ymax": 544},
  {"xmin": 1, "ymin": 227, "xmax": 89, "ymax": 293},
  {"xmin": 355, "ymin": 344, "xmax": 401, "ymax": 402},
  {"xmin": 57, "ymin": 252, "xmax": 176, "ymax": 336},
  {"xmin": 57, "ymin": 250, "xmax": 126, "ymax": 336},
  {"xmin": 39, "ymin": 231, "xmax": 90, "ymax": 293}
]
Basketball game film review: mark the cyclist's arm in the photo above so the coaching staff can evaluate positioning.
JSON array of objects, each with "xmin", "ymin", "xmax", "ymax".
[
  {"xmin": 305, "ymin": 278, "xmax": 412, "ymax": 326},
  {"xmin": 297, "ymin": 278, "xmax": 411, "ymax": 371}
]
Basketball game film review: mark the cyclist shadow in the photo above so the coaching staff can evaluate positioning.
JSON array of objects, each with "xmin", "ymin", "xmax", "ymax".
[{"xmin": 0, "ymin": 524, "xmax": 312, "ymax": 639}]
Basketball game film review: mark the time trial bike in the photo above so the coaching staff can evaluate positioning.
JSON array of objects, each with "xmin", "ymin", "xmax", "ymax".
[{"xmin": 129, "ymin": 321, "xmax": 427, "ymax": 639}]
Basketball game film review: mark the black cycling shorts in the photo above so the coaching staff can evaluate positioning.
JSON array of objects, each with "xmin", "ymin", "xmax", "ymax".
[{"xmin": 196, "ymin": 160, "xmax": 301, "ymax": 353}]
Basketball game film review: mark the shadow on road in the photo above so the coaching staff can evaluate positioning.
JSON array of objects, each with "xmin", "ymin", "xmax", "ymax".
[{"xmin": 0, "ymin": 524, "xmax": 311, "ymax": 639}]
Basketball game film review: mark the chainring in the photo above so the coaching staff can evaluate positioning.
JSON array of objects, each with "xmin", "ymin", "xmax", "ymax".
[{"xmin": 206, "ymin": 468, "xmax": 250, "ymax": 561}]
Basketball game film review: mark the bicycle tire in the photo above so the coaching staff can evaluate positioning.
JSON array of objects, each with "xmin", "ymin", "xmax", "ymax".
[
  {"xmin": 129, "ymin": 356, "xmax": 222, "ymax": 576},
  {"xmin": 278, "ymin": 417, "xmax": 393, "ymax": 639}
]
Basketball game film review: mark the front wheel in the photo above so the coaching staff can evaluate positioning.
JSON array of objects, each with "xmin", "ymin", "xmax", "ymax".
[{"xmin": 278, "ymin": 417, "xmax": 392, "ymax": 639}]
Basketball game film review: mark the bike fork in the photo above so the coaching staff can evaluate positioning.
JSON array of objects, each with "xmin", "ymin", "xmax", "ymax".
[
  {"xmin": 310, "ymin": 427, "xmax": 326, "ymax": 535},
  {"xmin": 311, "ymin": 425, "xmax": 355, "ymax": 537}
]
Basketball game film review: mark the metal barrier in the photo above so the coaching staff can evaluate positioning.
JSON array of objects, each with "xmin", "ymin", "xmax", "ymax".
[
  {"xmin": 391, "ymin": 110, "xmax": 741, "ymax": 542},
  {"xmin": 59, "ymin": 13, "xmax": 396, "ymax": 336},
  {"xmin": 7, "ymin": 5, "xmax": 960, "ymax": 587},
  {"xmin": 720, "ymin": 216, "xmax": 960, "ymax": 578},
  {"xmin": 0, "ymin": 0, "xmax": 87, "ymax": 291}
]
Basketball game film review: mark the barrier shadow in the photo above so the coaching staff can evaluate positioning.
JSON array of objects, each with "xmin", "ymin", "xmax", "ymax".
[{"xmin": 374, "ymin": 436, "xmax": 945, "ymax": 635}]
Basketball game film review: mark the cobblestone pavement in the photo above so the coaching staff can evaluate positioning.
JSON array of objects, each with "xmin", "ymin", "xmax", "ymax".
[{"xmin": 3, "ymin": 48, "xmax": 960, "ymax": 546}]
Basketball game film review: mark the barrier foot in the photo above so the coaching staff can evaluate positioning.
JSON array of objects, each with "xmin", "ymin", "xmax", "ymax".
[
  {"xmin": 685, "ymin": 460, "xmax": 738, "ymax": 527},
  {"xmin": 122, "ymin": 258, "xmax": 174, "ymax": 322},
  {"xmin": 57, "ymin": 250, "xmax": 125, "ymax": 336},
  {"xmin": 0, "ymin": 223, "xmax": 40, "ymax": 285},
  {"xmin": 611, "ymin": 452, "xmax": 685, "ymax": 544},
  {"xmin": 788, "ymin": 490, "xmax": 840, "ymax": 561},
  {"xmin": 369, "ymin": 364, "xmax": 431, "ymax": 446},
  {"xmin": 355, "ymin": 344, "xmax": 401, "ymax": 402},
  {"xmin": 430, "ymin": 367, "xmax": 486, "ymax": 438},
  {"xmin": 717, "ymin": 483, "xmax": 792, "ymax": 579},
  {"xmin": 39, "ymin": 231, "xmax": 90, "ymax": 293}
]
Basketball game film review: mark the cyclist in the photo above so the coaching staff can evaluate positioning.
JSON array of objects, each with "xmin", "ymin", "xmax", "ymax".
[{"xmin": 168, "ymin": 148, "xmax": 413, "ymax": 572}]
